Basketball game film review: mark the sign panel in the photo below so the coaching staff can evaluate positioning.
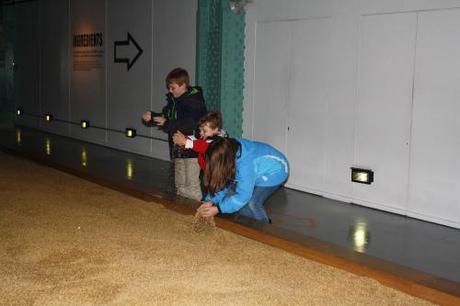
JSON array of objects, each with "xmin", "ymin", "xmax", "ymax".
[
  {"xmin": 73, "ymin": 32, "xmax": 104, "ymax": 71},
  {"xmin": 70, "ymin": 0, "xmax": 106, "ymax": 142}
]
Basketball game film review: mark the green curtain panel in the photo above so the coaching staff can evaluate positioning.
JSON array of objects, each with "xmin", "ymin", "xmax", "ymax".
[{"xmin": 197, "ymin": 0, "xmax": 245, "ymax": 137}]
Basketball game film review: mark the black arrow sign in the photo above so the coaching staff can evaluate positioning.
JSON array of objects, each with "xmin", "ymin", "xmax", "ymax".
[{"xmin": 114, "ymin": 32, "xmax": 143, "ymax": 71}]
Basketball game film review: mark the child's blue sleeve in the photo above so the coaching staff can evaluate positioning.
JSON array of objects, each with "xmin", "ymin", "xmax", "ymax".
[
  {"xmin": 204, "ymin": 187, "xmax": 228, "ymax": 204},
  {"xmin": 212, "ymin": 158, "xmax": 256, "ymax": 213}
]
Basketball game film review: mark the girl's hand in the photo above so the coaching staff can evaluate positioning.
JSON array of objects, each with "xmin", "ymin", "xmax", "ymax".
[{"xmin": 197, "ymin": 202, "xmax": 219, "ymax": 218}]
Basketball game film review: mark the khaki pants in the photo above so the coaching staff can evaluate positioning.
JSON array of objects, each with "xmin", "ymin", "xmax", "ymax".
[{"xmin": 174, "ymin": 158, "xmax": 202, "ymax": 201}]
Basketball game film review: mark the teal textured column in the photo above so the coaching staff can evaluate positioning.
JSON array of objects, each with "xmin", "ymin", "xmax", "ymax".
[
  {"xmin": 196, "ymin": 0, "xmax": 221, "ymax": 112},
  {"xmin": 197, "ymin": 0, "xmax": 245, "ymax": 137}
]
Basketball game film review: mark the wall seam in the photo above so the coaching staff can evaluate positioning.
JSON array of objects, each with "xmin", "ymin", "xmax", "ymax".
[
  {"xmin": 406, "ymin": 12, "xmax": 420, "ymax": 213},
  {"xmin": 38, "ymin": 0, "xmax": 41, "ymax": 129},
  {"xmin": 351, "ymin": 13, "xmax": 362, "ymax": 202},
  {"xmin": 68, "ymin": 0, "xmax": 71, "ymax": 136},
  {"xmin": 104, "ymin": 0, "xmax": 108, "ymax": 143},
  {"xmin": 150, "ymin": 0, "xmax": 154, "ymax": 154}
]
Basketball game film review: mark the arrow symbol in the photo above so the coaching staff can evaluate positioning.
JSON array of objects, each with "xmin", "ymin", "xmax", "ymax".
[{"xmin": 114, "ymin": 32, "xmax": 143, "ymax": 71}]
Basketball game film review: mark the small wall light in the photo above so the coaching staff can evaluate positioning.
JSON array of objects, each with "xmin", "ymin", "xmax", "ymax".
[
  {"xmin": 45, "ymin": 114, "xmax": 53, "ymax": 122},
  {"xmin": 351, "ymin": 167, "xmax": 374, "ymax": 184},
  {"xmin": 16, "ymin": 108, "xmax": 23, "ymax": 116},
  {"xmin": 81, "ymin": 120, "xmax": 90, "ymax": 129},
  {"xmin": 125, "ymin": 128, "xmax": 136, "ymax": 138}
]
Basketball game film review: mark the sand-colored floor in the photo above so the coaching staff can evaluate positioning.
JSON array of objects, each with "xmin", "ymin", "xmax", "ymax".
[{"xmin": 0, "ymin": 154, "xmax": 434, "ymax": 305}]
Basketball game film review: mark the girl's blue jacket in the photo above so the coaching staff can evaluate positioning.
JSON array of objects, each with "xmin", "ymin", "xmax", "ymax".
[{"xmin": 205, "ymin": 138, "xmax": 289, "ymax": 213}]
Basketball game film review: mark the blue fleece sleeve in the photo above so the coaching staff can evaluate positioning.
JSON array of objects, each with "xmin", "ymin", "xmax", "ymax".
[
  {"xmin": 215, "ymin": 158, "xmax": 256, "ymax": 213},
  {"xmin": 204, "ymin": 186, "xmax": 228, "ymax": 205}
]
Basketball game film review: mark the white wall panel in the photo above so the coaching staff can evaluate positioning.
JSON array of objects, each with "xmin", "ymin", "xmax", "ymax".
[
  {"xmin": 286, "ymin": 17, "xmax": 333, "ymax": 193},
  {"xmin": 354, "ymin": 13, "xmax": 416, "ymax": 213},
  {"xmin": 321, "ymin": 9, "xmax": 357, "ymax": 200},
  {"xmin": 409, "ymin": 9, "xmax": 460, "ymax": 227},
  {"xmin": 252, "ymin": 21, "xmax": 291, "ymax": 152}
]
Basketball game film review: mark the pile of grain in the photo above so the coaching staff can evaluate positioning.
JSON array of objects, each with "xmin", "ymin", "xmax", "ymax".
[{"xmin": 192, "ymin": 211, "xmax": 216, "ymax": 233}]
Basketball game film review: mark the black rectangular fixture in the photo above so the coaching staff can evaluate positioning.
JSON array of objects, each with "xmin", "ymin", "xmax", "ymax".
[{"xmin": 351, "ymin": 167, "xmax": 374, "ymax": 184}]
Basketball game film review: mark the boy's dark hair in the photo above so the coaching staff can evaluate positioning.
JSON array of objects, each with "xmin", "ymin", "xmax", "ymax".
[
  {"xmin": 198, "ymin": 111, "xmax": 222, "ymax": 130},
  {"xmin": 165, "ymin": 67, "xmax": 189, "ymax": 88}
]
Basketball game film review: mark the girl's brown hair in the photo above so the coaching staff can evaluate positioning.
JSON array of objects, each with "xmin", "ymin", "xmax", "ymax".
[{"xmin": 203, "ymin": 137, "xmax": 241, "ymax": 195}]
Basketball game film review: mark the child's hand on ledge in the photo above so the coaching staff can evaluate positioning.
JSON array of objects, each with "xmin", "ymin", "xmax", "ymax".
[{"xmin": 173, "ymin": 131, "xmax": 187, "ymax": 146}]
